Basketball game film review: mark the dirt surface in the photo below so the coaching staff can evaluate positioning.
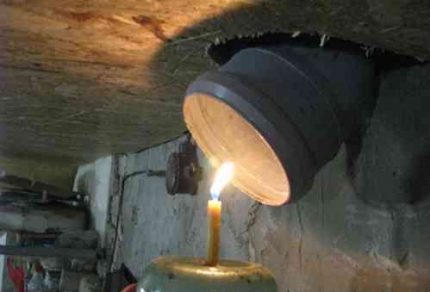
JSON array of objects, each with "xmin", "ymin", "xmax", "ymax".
[{"xmin": 1, "ymin": 0, "xmax": 430, "ymax": 186}]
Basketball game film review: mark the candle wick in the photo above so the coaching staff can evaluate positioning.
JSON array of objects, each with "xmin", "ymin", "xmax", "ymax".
[{"xmin": 210, "ymin": 192, "xmax": 220, "ymax": 201}]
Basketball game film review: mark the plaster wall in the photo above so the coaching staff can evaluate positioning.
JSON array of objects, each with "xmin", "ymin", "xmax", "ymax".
[
  {"xmin": 74, "ymin": 156, "xmax": 116, "ymax": 247},
  {"xmin": 83, "ymin": 64, "xmax": 430, "ymax": 291}
]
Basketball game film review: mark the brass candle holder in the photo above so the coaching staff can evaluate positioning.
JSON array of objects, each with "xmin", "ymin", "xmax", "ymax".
[{"xmin": 137, "ymin": 256, "xmax": 277, "ymax": 291}]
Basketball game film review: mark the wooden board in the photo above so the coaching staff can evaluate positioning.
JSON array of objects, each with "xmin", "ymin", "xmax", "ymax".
[{"xmin": 0, "ymin": 0, "xmax": 429, "ymax": 185}]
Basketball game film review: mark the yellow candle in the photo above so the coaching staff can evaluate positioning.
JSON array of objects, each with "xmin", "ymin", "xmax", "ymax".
[
  {"xmin": 206, "ymin": 162, "xmax": 234, "ymax": 266},
  {"xmin": 207, "ymin": 199, "xmax": 221, "ymax": 266}
]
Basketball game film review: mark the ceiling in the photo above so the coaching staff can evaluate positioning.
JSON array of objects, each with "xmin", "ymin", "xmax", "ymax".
[{"xmin": 0, "ymin": 0, "xmax": 429, "ymax": 187}]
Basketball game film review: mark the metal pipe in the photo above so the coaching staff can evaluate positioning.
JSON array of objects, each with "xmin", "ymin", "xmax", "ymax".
[
  {"xmin": 0, "ymin": 245, "xmax": 97, "ymax": 260},
  {"xmin": 183, "ymin": 44, "xmax": 377, "ymax": 204}
]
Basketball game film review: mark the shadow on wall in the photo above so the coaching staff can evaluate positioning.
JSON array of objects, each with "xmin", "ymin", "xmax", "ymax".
[
  {"xmin": 408, "ymin": 153, "xmax": 430, "ymax": 203},
  {"xmin": 354, "ymin": 64, "xmax": 430, "ymax": 206}
]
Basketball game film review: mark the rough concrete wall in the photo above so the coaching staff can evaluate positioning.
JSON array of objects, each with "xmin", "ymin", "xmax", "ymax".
[
  {"xmin": 0, "ymin": 205, "xmax": 87, "ymax": 233},
  {"xmin": 110, "ymin": 64, "xmax": 430, "ymax": 291},
  {"xmin": 0, "ymin": 156, "xmax": 77, "ymax": 190}
]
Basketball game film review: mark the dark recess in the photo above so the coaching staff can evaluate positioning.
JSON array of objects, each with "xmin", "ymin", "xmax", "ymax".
[{"xmin": 208, "ymin": 32, "xmax": 425, "ymax": 72}]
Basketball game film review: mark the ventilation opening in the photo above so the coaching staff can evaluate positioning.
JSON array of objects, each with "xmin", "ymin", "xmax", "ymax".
[{"xmin": 183, "ymin": 93, "xmax": 290, "ymax": 206}]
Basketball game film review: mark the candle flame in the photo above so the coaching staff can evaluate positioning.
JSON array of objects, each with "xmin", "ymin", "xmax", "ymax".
[{"xmin": 210, "ymin": 162, "xmax": 235, "ymax": 200}]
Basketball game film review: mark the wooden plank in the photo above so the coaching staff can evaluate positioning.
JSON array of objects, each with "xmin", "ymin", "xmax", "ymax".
[{"xmin": 0, "ymin": 0, "xmax": 429, "ymax": 185}]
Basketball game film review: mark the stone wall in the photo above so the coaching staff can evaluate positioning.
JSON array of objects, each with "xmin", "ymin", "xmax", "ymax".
[{"xmin": 87, "ymin": 64, "xmax": 430, "ymax": 291}]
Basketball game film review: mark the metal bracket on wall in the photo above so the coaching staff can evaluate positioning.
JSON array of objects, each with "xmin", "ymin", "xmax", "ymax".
[{"xmin": 166, "ymin": 135, "xmax": 203, "ymax": 196}]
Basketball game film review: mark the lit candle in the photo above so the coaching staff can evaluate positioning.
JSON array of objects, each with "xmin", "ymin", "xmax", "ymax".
[
  {"xmin": 207, "ymin": 199, "xmax": 221, "ymax": 266},
  {"xmin": 207, "ymin": 162, "xmax": 234, "ymax": 266}
]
